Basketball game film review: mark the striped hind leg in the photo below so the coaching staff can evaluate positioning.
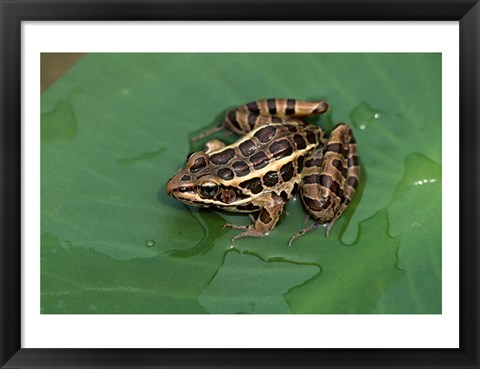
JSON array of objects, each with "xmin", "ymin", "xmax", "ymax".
[
  {"xmin": 237, "ymin": 99, "xmax": 329, "ymax": 119},
  {"xmin": 291, "ymin": 123, "xmax": 359, "ymax": 245},
  {"xmin": 192, "ymin": 99, "xmax": 329, "ymax": 141},
  {"xmin": 324, "ymin": 125, "xmax": 360, "ymax": 236},
  {"xmin": 225, "ymin": 98, "xmax": 329, "ymax": 135}
]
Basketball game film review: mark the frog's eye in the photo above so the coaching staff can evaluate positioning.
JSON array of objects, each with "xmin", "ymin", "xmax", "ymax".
[{"xmin": 197, "ymin": 180, "xmax": 219, "ymax": 199}]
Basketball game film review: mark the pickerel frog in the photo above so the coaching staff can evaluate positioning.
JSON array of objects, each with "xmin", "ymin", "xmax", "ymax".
[{"xmin": 166, "ymin": 99, "xmax": 359, "ymax": 246}]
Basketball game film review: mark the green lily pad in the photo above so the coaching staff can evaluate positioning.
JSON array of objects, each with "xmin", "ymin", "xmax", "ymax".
[
  {"xmin": 41, "ymin": 53, "xmax": 441, "ymax": 314},
  {"xmin": 198, "ymin": 250, "xmax": 320, "ymax": 314}
]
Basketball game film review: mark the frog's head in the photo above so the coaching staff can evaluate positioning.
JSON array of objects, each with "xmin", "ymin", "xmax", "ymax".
[
  {"xmin": 166, "ymin": 151, "xmax": 244, "ymax": 208},
  {"xmin": 166, "ymin": 152, "xmax": 213, "ymax": 205}
]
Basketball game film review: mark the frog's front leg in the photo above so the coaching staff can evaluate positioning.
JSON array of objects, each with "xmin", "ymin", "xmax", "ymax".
[{"xmin": 224, "ymin": 193, "xmax": 286, "ymax": 242}]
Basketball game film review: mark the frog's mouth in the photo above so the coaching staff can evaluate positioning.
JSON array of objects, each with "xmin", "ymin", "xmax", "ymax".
[{"xmin": 165, "ymin": 178, "xmax": 195, "ymax": 199}]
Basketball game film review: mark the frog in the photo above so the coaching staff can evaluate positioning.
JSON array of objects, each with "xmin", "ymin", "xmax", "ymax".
[{"xmin": 165, "ymin": 98, "xmax": 359, "ymax": 246}]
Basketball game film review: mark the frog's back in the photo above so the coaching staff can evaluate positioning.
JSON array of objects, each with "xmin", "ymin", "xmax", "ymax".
[{"xmin": 206, "ymin": 121, "xmax": 323, "ymax": 204}]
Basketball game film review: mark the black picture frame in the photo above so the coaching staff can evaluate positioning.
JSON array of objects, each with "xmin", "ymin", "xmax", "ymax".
[{"xmin": 1, "ymin": 1, "xmax": 479, "ymax": 368}]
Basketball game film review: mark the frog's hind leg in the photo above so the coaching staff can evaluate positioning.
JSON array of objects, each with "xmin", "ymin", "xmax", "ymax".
[
  {"xmin": 324, "ymin": 123, "xmax": 360, "ymax": 237},
  {"xmin": 190, "ymin": 105, "xmax": 264, "ymax": 142},
  {"xmin": 190, "ymin": 108, "xmax": 270, "ymax": 141},
  {"xmin": 297, "ymin": 123, "xmax": 359, "ymax": 240},
  {"xmin": 222, "ymin": 110, "xmax": 275, "ymax": 136},
  {"xmin": 224, "ymin": 194, "xmax": 286, "ymax": 242},
  {"xmin": 192, "ymin": 99, "xmax": 330, "ymax": 141},
  {"xmin": 223, "ymin": 99, "xmax": 330, "ymax": 135},
  {"xmin": 238, "ymin": 99, "xmax": 329, "ymax": 119}
]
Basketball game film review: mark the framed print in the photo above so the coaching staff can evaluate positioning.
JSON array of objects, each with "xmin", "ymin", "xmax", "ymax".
[{"xmin": 1, "ymin": 0, "xmax": 479, "ymax": 368}]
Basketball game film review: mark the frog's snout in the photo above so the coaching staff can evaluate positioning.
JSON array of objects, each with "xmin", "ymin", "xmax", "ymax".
[{"xmin": 165, "ymin": 177, "xmax": 176, "ymax": 197}]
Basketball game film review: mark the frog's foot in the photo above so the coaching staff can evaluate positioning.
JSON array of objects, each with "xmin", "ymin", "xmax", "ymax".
[
  {"xmin": 324, "ymin": 204, "xmax": 347, "ymax": 237},
  {"xmin": 325, "ymin": 220, "xmax": 335, "ymax": 238},
  {"xmin": 288, "ymin": 222, "xmax": 322, "ymax": 247},
  {"xmin": 230, "ymin": 226, "xmax": 267, "ymax": 243},
  {"xmin": 191, "ymin": 123, "xmax": 225, "ymax": 143},
  {"xmin": 223, "ymin": 223, "xmax": 265, "ymax": 242}
]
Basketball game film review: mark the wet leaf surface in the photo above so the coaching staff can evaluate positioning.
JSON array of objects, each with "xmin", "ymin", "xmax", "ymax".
[{"xmin": 198, "ymin": 250, "xmax": 320, "ymax": 314}]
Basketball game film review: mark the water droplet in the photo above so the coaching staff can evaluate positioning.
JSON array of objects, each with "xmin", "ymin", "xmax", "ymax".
[
  {"xmin": 350, "ymin": 102, "xmax": 383, "ymax": 130},
  {"xmin": 413, "ymin": 177, "xmax": 437, "ymax": 186},
  {"xmin": 145, "ymin": 240, "xmax": 155, "ymax": 247},
  {"xmin": 394, "ymin": 154, "xmax": 441, "ymax": 196}
]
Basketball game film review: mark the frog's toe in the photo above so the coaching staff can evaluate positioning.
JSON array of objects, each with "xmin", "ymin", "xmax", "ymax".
[
  {"xmin": 288, "ymin": 222, "xmax": 321, "ymax": 247},
  {"xmin": 231, "ymin": 227, "xmax": 266, "ymax": 242},
  {"xmin": 223, "ymin": 223, "xmax": 249, "ymax": 230}
]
